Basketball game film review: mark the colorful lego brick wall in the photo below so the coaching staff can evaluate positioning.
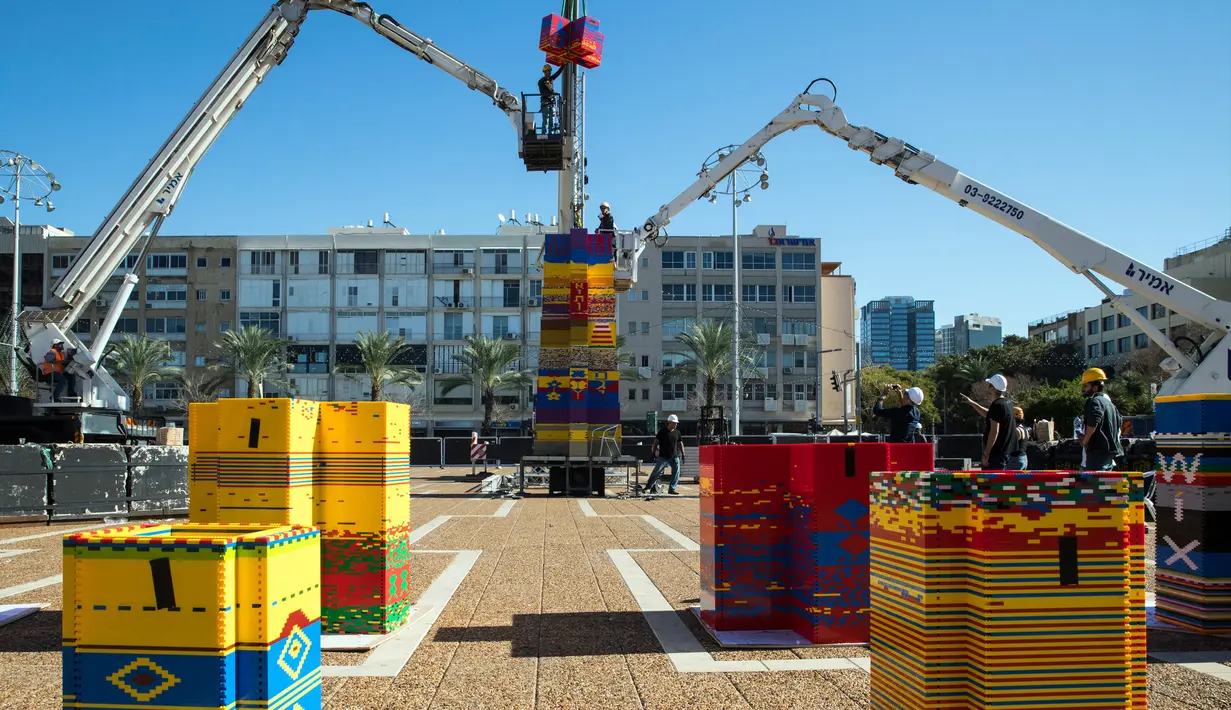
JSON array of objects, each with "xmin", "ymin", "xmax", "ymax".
[
  {"xmin": 698, "ymin": 442, "xmax": 933, "ymax": 644},
  {"xmin": 1154, "ymin": 394, "xmax": 1231, "ymax": 634},
  {"xmin": 315, "ymin": 402, "xmax": 412, "ymax": 634},
  {"xmin": 534, "ymin": 229, "xmax": 620, "ymax": 457},
  {"xmin": 188, "ymin": 398, "xmax": 412, "ymax": 635},
  {"xmin": 869, "ymin": 470, "xmax": 1147, "ymax": 710},
  {"xmin": 539, "ymin": 14, "xmax": 604, "ymax": 68},
  {"xmin": 63, "ymin": 523, "xmax": 322, "ymax": 710}
]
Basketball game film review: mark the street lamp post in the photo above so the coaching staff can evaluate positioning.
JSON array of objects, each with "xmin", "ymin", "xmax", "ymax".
[
  {"xmin": 0, "ymin": 151, "xmax": 61, "ymax": 396},
  {"xmin": 701, "ymin": 146, "xmax": 768, "ymax": 436}
]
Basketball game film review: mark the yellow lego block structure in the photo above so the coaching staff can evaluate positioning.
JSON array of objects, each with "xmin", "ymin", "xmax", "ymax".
[
  {"xmin": 187, "ymin": 402, "xmax": 219, "ymax": 522},
  {"xmin": 212, "ymin": 398, "xmax": 319, "ymax": 526},
  {"xmin": 62, "ymin": 522, "xmax": 321, "ymax": 709}
]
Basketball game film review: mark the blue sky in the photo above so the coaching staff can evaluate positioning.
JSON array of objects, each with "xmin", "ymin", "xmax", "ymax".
[{"xmin": 4, "ymin": 0, "xmax": 1229, "ymax": 337}]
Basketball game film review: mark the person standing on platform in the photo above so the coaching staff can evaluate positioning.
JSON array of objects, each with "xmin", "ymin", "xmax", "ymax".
[
  {"xmin": 960, "ymin": 373, "xmax": 1017, "ymax": 470},
  {"xmin": 1078, "ymin": 367, "xmax": 1123, "ymax": 471},
  {"xmin": 643, "ymin": 414, "xmax": 685, "ymax": 496},
  {"xmin": 538, "ymin": 64, "xmax": 564, "ymax": 134},
  {"xmin": 1008, "ymin": 406, "xmax": 1030, "ymax": 470}
]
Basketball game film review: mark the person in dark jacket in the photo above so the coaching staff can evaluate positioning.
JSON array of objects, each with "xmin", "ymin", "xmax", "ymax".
[
  {"xmin": 1078, "ymin": 367, "xmax": 1123, "ymax": 471},
  {"xmin": 872, "ymin": 384, "xmax": 925, "ymax": 443},
  {"xmin": 538, "ymin": 63, "xmax": 564, "ymax": 133}
]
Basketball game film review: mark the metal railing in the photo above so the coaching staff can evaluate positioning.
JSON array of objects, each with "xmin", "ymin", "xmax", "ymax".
[{"xmin": 1172, "ymin": 227, "xmax": 1231, "ymax": 258}]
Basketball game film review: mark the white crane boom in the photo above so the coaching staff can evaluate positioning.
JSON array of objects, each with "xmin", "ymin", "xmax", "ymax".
[
  {"xmin": 26, "ymin": 0, "xmax": 522, "ymax": 413},
  {"xmin": 624, "ymin": 79, "xmax": 1231, "ymax": 397}
]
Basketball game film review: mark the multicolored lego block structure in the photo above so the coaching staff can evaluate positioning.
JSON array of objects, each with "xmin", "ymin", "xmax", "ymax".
[
  {"xmin": 540, "ymin": 14, "xmax": 604, "ymax": 68},
  {"xmin": 534, "ymin": 229, "xmax": 620, "ymax": 457},
  {"xmin": 869, "ymin": 470, "xmax": 1147, "ymax": 710},
  {"xmin": 1154, "ymin": 394, "xmax": 1231, "ymax": 633},
  {"xmin": 188, "ymin": 398, "xmax": 412, "ymax": 634},
  {"xmin": 62, "ymin": 523, "xmax": 322, "ymax": 710},
  {"xmin": 698, "ymin": 442, "xmax": 933, "ymax": 644}
]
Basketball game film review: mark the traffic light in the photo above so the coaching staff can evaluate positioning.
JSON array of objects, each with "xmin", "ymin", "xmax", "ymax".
[
  {"xmin": 830, "ymin": 370, "xmax": 841, "ymax": 392},
  {"xmin": 807, "ymin": 414, "xmax": 818, "ymax": 434}
]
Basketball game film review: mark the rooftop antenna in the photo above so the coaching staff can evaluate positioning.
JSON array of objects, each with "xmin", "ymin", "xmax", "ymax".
[
  {"xmin": 383, "ymin": 211, "xmax": 398, "ymax": 228},
  {"xmin": 367, "ymin": 219, "xmax": 373, "ymax": 228}
]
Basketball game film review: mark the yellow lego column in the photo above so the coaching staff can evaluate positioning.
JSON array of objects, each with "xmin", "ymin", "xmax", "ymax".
[
  {"xmin": 62, "ymin": 523, "xmax": 322, "ymax": 710},
  {"xmin": 210, "ymin": 398, "xmax": 319, "ymax": 526},
  {"xmin": 315, "ymin": 401, "xmax": 412, "ymax": 634},
  {"xmin": 187, "ymin": 402, "xmax": 219, "ymax": 522}
]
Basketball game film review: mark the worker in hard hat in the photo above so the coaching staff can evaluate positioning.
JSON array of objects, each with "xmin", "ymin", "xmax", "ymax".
[
  {"xmin": 872, "ymin": 383, "xmax": 925, "ymax": 443},
  {"xmin": 41, "ymin": 338, "xmax": 77, "ymax": 403},
  {"xmin": 1078, "ymin": 367, "xmax": 1123, "ymax": 471},
  {"xmin": 642, "ymin": 413, "xmax": 685, "ymax": 496},
  {"xmin": 538, "ymin": 63, "xmax": 564, "ymax": 134},
  {"xmin": 597, "ymin": 201, "xmax": 618, "ymax": 258},
  {"xmin": 960, "ymin": 373, "xmax": 1017, "ymax": 470}
]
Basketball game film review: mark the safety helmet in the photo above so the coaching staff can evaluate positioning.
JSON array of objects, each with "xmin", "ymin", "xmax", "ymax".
[
  {"xmin": 543, "ymin": 63, "xmax": 552, "ymax": 72},
  {"xmin": 1081, "ymin": 367, "xmax": 1108, "ymax": 386},
  {"xmin": 667, "ymin": 414, "xmax": 679, "ymax": 423},
  {"xmin": 905, "ymin": 387, "xmax": 924, "ymax": 405},
  {"xmin": 51, "ymin": 338, "xmax": 63, "ymax": 346},
  {"xmin": 600, "ymin": 202, "xmax": 610, "ymax": 209},
  {"xmin": 985, "ymin": 374, "xmax": 1008, "ymax": 392}
]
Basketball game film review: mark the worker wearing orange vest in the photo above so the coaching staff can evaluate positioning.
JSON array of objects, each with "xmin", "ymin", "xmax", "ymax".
[{"xmin": 42, "ymin": 339, "xmax": 78, "ymax": 402}]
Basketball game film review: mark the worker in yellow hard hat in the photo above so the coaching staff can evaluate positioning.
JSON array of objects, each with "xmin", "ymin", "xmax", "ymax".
[
  {"xmin": 1078, "ymin": 367, "xmax": 1123, "ymax": 471},
  {"xmin": 538, "ymin": 63, "xmax": 564, "ymax": 134}
]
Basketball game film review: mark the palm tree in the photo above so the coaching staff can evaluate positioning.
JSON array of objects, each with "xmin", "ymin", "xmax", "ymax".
[
  {"xmin": 442, "ymin": 334, "xmax": 533, "ymax": 434},
  {"xmin": 343, "ymin": 330, "xmax": 424, "ymax": 401},
  {"xmin": 171, "ymin": 368, "xmax": 232, "ymax": 411},
  {"xmin": 107, "ymin": 335, "xmax": 173, "ymax": 414},
  {"xmin": 213, "ymin": 325, "xmax": 290, "ymax": 398},
  {"xmin": 660, "ymin": 320, "xmax": 760, "ymax": 419},
  {"xmin": 955, "ymin": 353, "xmax": 998, "ymax": 393}
]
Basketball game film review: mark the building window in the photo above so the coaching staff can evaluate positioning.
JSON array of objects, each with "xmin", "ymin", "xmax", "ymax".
[
  {"xmin": 194, "ymin": 322, "xmax": 206, "ymax": 334},
  {"xmin": 783, "ymin": 285, "xmax": 815, "ymax": 303},
  {"xmin": 145, "ymin": 316, "xmax": 186, "ymax": 334},
  {"xmin": 1087, "ymin": 320, "xmax": 1099, "ymax": 335},
  {"xmin": 145, "ymin": 382, "xmax": 181, "ymax": 402},
  {"xmin": 490, "ymin": 316, "xmax": 510, "ymax": 339},
  {"xmin": 661, "ymin": 251, "xmax": 685, "ymax": 269},
  {"xmin": 750, "ymin": 317, "xmax": 775, "ymax": 336},
  {"xmin": 442, "ymin": 313, "xmax": 464, "ymax": 340},
  {"xmin": 1135, "ymin": 333, "xmax": 1149, "ymax": 349},
  {"xmin": 220, "ymin": 289, "xmax": 232, "ymax": 301},
  {"xmin": 145, "ymin": 285, "xmax": 188, "ymax": 305},
  {"xmin": 742, "ymin": 252, "xmax": 775, "ymax": 270},
  {"xmin": 662, "ymin": 283, "xmax": 696, "ymax": 302},
  {"xmin": 240, "ymin": 312, "xmax": 280, "ymax": 334},
  {"xmin": 641, "ymin": 290, "xmax": 650, "ymax": 301},
  {"xmin": 1118, "ymin": 336, "xmax": 1131, "ymax": 353},
  {"xmin": 1151, "ymin": 304, "xmax": 1167, "ymax": 319},
  {"xmin": 72, "ymin": 318, "xmax": 91, "ymax": 334},
  {"xmin": 702, "ymin": 252, "xmax": 714, "ymax": 270},
  {"xmin": 347, "ymin": 285, "xmax": 359, "ymax": 307},
  {"xmin": 1102, "ymin": 341, "xmax": 1114, "ymax": 356},
  {"xmin": 220, "ymin": 257, "xmax": 232, "ymax": 268},
  {"xmin": 1102, "ymin": 315, "xmax": 1115, "ymax": 331},
  {"xmin": 714, "ymin": 252, "xmax": 733, "ymax": 269},
  {"xmin": 742, "ymin": 284, "xmax": 776, "ymax": 302},
  {"xmin": 194, "ymin": 355, "xmax": 207, "ymax": 367},
  {"xmin": 52, "ymin": 254, "xmax": 73, "ymax": 270},
  {"xmin": 685, "ymin": 252, "xmax": 696, "ymax": 269},
  {"xmin": 702, "ymin": 284, "xmax": 733, "ymax": 302},
  {"xmin": 641, "ymin": 321, "xmax": 650, "ymax": 334},
  {"xmin": 289, "ymin": 345, "xmax": 331, "ymax": 374},
  {"xmin": 628, "ymin": 291, "xmax": 637, "ymax": 302},
  {"xmin": 641, "ymin": 355, "xmax": 649, "ymax": 367},
  {"xmin": 195, "ymin": 257, "xmax": 207, "ymax": 268},
  {"xmin": 114, "ymin": 318, "xmax": 139, "ymax": 334},
  {"xmin": 782, "ymin": 253, "xmax": 815, "ymax": 270},
  {"xmin": 147, "ymin": 254, "xmax": 188, "ymax": 270},
  {"xmin": 1117, "ymin": 313, "xmax": 1131, "ymax": 328},
  {"xmin": 220, "ymin": 321, "xmax": 231, "ymax": 333},
  {"xmin": 196, "ymin": 289, "xmax": 207, "ymax": 301},
  {"xmin": 663, "ymin": 383, "xmax": 689, "ymax": 401}
]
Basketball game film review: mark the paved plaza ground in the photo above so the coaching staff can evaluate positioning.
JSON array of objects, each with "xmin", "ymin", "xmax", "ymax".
[{"xmin": 3, "ymin": 468, "xmax": 1231, "ymax": 709}]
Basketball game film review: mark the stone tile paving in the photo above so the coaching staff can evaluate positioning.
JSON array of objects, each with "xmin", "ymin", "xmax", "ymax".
[{"xmin": 1, "ymin": 472, "xmax": 1230, "ymax": 708}]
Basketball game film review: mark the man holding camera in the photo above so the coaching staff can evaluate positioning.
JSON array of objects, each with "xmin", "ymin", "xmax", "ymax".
[{"xmin": 873, "ymin": 383, "xmax": 926, "ymax": 443}]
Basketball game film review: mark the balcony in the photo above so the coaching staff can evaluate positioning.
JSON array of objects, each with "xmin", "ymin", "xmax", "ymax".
[
  {"xmin": 662, "ymin": 400, "xmax": 687, "ymax": 412},
  {"xmin": 637, "ymin": 367, "xmax": 652, "ymax": 379},
  {"xmin": 755, "ymin": 334, "xmax": 771, "ymax": 346},
  {"xmin": 485, "ymin": 332, "xmax": 523, "ymax": 342},
  {"xmin": 431, "ymin": 297, "xmax": 474, "ymax": 309},
  {"xmin": 480, "ymin": 296, "xmax": 523, "ymax": 308},
  {"xmin": 763, "ymin": 398, "xmax": 779, "ymax": 412},
  {"xmin": 480, "ymin": 265, "xmax": 524, "ymax": 276},
  {"xmin": 242, "ymin": 264, "xmax": 278, "ymax": 276},
  {"xmin": 434, "ymin": 264, "xmax": 477, "ymax": 275}
]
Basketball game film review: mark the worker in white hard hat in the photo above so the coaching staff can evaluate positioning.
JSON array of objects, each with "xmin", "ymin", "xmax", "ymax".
[
  {"xmin": 597, "ymin": 201, "xmax": 618, "ymax": 258},
  {"xmin": 41, "ymin": 338, "xmax": 77, "ymax": 402},
  {"xmin": 872, "ymin": 383, "xmax": 925, "ymax": 443},
  {"xmin": 642, "ymin": 413, "xmax": 685, "ymax": 496},
  {"xmin": 960, "ymin": 373, "xmax": 1018, "ymax": 470},
  {"xmin": 538, "ymin": 63, "xmax": 564, "ymax": 134}
]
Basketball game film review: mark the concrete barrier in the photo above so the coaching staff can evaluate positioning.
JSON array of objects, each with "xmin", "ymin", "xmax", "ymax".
[
  {"xmin": 0, "ymin": 445, "xmax": 51, "ymax": 517},
  {"xmin": 128, "ymin": 445, "xmax": 189, "ymax": 514}
]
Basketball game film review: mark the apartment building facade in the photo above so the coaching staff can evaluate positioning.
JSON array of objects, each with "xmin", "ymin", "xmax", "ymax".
[
  {"xmin": 859, "ymin": 296, "xmax": 936, "ymax": 371},
  {"xmin": 952, "ymin": 313, "xmax": 1003, "ymax": 354},
  {"xmin": 619, "ymin": 225, "xmax": 857, "ymax": 433},
  {"xmin": 235, "ymin": 225, "xmax": 548, "ymax": 436},
  {"xmin": 934, "ymin": 324, "xmax": 955, "ymax": 358}
]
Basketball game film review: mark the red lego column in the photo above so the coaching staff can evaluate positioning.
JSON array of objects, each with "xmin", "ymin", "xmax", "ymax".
[{"xmin": 699, "ymin": 444, "xmax": 791, "ymax": 631}]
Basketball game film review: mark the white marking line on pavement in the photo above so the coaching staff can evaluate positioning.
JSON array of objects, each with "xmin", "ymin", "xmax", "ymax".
[
  {"xmin": 0, "ymin": 549, "xmax": 35, "ymax": 561},
  {"xmin": 323, "ymin": 550, "xmax": 481, "ymax": 677},
  {"xmin": 407, "ymin": 500, "xmax": 518, "ymax": 546},
  {"xmin": 0, "ymin": 575, "xmax": 62, "ymax": 600},
  {"xmin": 585, "ymin": 500, "xmax": 866, "ymax": 674},
  {"xmin": 1148, "ymin": 652, "xmax": 1231, "ymax": 684},
  {"xmin": 0, "ymin": 524, "xmax": 105, "ymax": 545}
]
